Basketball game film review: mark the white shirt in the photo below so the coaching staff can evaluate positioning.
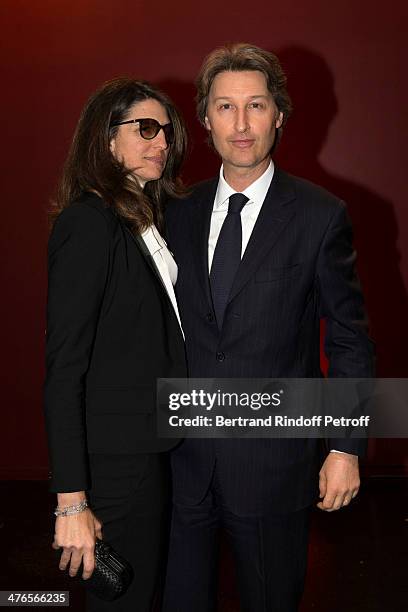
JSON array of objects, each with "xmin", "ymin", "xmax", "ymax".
[
  {"xmin": 209, "ymin": 161, "xmax": 344, "ymax": 455},
  {"xmin": 208, "ymin": 160, "xmax": 275, "ymax": 271},
  {"xmin": 141, "ymin": 224, "xmax": 184, "ymax": 337}
]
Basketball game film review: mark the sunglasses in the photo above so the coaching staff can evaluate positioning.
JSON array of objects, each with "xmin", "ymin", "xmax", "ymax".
[{"xmin": 110, "ymin": 117, "xmax": 174, "ymax": 145}]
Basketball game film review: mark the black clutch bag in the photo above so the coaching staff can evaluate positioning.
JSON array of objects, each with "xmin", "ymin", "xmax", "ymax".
[{"xmin": 83, "ymin": 539, "xmax": 134, "ymax": 601}]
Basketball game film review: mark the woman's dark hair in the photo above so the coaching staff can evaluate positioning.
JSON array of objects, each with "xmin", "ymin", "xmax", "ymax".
[
  {"xmin": 196, "ymin": 43, "xmax": 292, "ymax": 147},
  {"xmin": 50, "ymin": 78, "xmax": 188, "ymax": 233}
]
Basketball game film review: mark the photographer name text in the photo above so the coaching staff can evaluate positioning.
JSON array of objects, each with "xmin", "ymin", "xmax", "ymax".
[{"xmin": 167, "ymin": 415, "xmax": 370, "ymax": 428}]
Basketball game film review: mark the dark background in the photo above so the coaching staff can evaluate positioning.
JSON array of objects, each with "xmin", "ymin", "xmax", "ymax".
[{"xmin": 0, "ymin": 0, "xmax": 407, "ymax": 478}]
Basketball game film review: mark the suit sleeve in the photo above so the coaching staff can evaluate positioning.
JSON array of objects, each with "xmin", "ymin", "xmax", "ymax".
[
  {"xmin": 44, "ymin": 204, "xmax": 110, "ymax": 492},
  {"xmin": 316, "ymin": 201, "xmax": 375, "ymax": 455}
]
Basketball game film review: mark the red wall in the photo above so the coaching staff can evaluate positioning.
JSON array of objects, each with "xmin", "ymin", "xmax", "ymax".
[{"xmin": 1, "ymin": 0, "xmax": 407, "ymax": 477}]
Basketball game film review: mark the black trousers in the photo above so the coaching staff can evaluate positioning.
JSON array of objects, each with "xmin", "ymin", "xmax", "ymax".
[
  {"xmin": 163, "ymin": 473, "xmax": 311, "ymax": 612},
  {"xmin": 86, "ymin": 453, "xmax": 170, "ymax": 612}
]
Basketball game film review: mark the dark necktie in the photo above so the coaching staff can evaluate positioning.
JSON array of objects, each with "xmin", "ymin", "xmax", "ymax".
[{"xmin": 210, "ymin": 193, "xmax": 249, "ymax": 329}]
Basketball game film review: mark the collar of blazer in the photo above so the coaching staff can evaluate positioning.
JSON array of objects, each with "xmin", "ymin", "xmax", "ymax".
[
  {"xmin": 82, "ymin": 193, "xmax": 180, "ymax": 321},
  {"xmin": 191, "ymin": 166, "xmax": 297, "ymax": 309},
  {"xmin": 121, "ymin": 221, "xmax": 182, "ymax": 329}
]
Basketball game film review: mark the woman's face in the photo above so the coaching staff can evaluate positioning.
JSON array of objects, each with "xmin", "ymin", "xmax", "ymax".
[{"xmin": 110, "ymin": 98, "xmax": 171, "ymax": 187}]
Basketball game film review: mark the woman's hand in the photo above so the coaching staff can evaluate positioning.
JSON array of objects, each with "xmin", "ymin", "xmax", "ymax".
[{"xmin": 52, "ymin": 492, "xmax": 103, "ymax": 580}]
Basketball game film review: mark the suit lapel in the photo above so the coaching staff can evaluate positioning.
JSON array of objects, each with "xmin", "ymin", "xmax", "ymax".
[
  {"xmin": 124, "ymin": 225, "xmax": 171, "ymax": 301},
  {"xmin": 228, "ymin": 168, "xmax": 297, "ymax": 303},
  {"xmin": 190, "ymin": 178, "xmax": 218, "ymax": 311}
]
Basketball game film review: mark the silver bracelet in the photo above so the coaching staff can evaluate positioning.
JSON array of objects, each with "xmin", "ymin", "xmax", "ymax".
[{"xmin": 54, "ymin": 500, "xmax": 88, "ymax": 517}]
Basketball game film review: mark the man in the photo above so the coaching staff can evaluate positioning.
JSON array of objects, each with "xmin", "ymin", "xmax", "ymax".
[{"xmin": 163, "ymin": 44, "xmax": 374, "ymax": 612}]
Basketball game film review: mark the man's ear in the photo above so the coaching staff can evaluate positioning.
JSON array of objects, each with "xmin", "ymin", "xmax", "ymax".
[
  {"xmin": 275, "ymin": 111, "xmax": 283, "ymax": 129},
  {"xmin": 109, "ymin": 138, "xmax": 116, "ymax": 154},
  {"xmin": 204, "ymin": 116, "xmax": 211, "ymax": 131}
]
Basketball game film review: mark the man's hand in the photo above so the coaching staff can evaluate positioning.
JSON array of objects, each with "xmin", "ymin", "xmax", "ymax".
[{"xmin": 317, "ymin": 452, "xmax": 360, "ymax": 511}]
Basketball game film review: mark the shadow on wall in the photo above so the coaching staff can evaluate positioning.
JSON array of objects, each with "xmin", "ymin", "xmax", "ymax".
[
  {"xmin": 160, "ymin": 47, "xmax": 408, "ymax": 470},
  {"xmin": 275, "ymin": 47, "xmax": 408, "ymax": 471},
  {"xmin": 275, "ymin": 45, "xmax": 408, "ymax": 380}
]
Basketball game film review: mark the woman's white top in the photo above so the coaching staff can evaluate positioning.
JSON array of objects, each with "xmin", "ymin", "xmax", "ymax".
[{"xmin": 140, "ymin": 224, "xmax": 184, "ymax": 337}]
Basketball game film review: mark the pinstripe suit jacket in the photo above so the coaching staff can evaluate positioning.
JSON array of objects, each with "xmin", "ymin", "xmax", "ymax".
[{"xmin": 166, "ymin": 167, "xmax": 375, "ymax": 514}]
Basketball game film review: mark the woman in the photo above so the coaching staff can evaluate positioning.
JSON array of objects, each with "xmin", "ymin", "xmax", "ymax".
[{"xmin": 44, "ymin": 78, "xmax": 187, "ymax": 611}]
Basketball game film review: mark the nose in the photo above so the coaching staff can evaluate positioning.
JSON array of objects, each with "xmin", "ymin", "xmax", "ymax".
[
  {"xmin": 235, "ymin": 107, "xmax": 250, "ymax": 133},
  {"xmin": 153, "ymin": 127, "xmax": 169, "ymax": 150}
]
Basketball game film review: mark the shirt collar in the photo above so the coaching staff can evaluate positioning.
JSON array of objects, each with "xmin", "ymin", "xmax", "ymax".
[
  {"xmin": 141, "ymin": 224, "xmax": 165, "ymax": 256},
  {"xmin": 214, "ymin": 159, "xmax": 275, "ymax": 210}
]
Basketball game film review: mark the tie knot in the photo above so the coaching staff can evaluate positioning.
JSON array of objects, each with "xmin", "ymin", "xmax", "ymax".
[{"xmin": 228, "ymin": 193, "xmax": 248, "ymax": 214}]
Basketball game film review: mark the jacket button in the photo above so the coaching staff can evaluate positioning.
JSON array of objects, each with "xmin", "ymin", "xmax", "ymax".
[
  {"xmin": 206, "ymin": 313, "xmax": 214, "ymax": 323},
  {"xmin": 216, "ymin": 352, "xmax": 225, "ymax": 362}
]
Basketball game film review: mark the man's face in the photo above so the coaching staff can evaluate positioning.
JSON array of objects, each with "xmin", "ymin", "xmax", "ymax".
[{"xmin": 204, "ymin": 70, "xmax": 283, "ymax": 175}]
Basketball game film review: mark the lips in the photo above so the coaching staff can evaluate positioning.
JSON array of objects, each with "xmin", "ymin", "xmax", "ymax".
[
  {"xmin": 145, "ymin": 156, "xmax": 166, "ymax": 165},
  {"xmin": 230, "ymin": 139, "xmax": 255, "ymax": 149}
]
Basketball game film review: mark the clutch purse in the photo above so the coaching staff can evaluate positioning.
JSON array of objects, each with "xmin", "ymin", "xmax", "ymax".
[{"xmin": 83, "ymin": 539, "xmax": 134, "ymax": 601}]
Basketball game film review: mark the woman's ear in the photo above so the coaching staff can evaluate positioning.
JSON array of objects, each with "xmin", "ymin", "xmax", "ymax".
[{"xmin": 204, "ymin": 116, "xmax": 211, "ymax": 131}]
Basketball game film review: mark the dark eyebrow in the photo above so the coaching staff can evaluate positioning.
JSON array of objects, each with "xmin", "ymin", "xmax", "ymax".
[{"xmin": 213, "ymin": 95, "xmax": 270, "ymax": 102}]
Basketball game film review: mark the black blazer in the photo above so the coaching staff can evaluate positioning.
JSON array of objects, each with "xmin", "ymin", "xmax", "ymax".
[
  {"xmin": 44, "ymin": 193, "xmax": 186, "ymax": 493},
  {"xmin": 165, "ymin": 167, "xmax": 375, "ymax": 514}
]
